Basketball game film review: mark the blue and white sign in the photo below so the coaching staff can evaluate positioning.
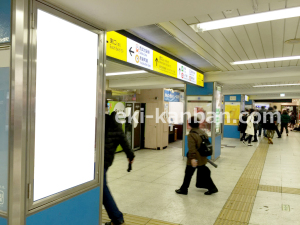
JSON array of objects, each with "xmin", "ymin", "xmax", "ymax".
[
  {"xmin": 164, "ymin": 89, "xmax": 170, "ymax": 102},
  {"xmin": 0, "ymin": 0, "xmax": 11, "ymax": 43},
  {"xmin": 164, "ymin": 90, "xmax": 180, "ymax": 102}
]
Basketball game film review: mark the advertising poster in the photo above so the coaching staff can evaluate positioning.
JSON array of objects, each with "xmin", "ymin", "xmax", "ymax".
[
  {"xmin": 225, "ymin": 102, "xmax": 240, "ymax": 125},
  {"xmin": 186, "ymin": 101, "xmax": 212, "ymax": 136}
]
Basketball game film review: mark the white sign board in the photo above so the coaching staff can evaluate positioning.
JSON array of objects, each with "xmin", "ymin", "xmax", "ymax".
[
  {"xmin": 230, "ymin": 96, "xmax": 237, "ymax": 101},
  {"xmin": 127, "ymin": 38, "xmax": 153, "ymax": 70},
  {"xmin": 177, "ymin": 63, "xmax": 197, "ymax": 83}
]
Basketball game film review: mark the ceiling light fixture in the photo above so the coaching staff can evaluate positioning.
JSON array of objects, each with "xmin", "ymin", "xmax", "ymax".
[
  {"xmin": 106, "ymin": 70, "xmax": 147, "ymax": 76},
  {"xmin": 190, "ymin": 6, "xmax": 300, "ymax": 32},
  {"xmin": 231, "ymin": 56, "xmax": 300, "ymax": 65},
  {"xmin": 280, "ymin": 94, "xmax": 285, "ymax": 97},
  {"xmin": 253, "ymin": 84, "xmax": 300, "ymax": 87}
]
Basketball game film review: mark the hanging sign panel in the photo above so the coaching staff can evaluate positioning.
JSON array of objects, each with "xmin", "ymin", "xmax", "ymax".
[
  {"xmin": 106, "ymin": 31, "xmax": 204, "ymax": 87},
  {"xmin": 153, "ymin": 51, "xmax": 177, "ymax": 78},
  {"xmin": 127, "ymin": 38, "xmax": 153, "ymax": 70}
]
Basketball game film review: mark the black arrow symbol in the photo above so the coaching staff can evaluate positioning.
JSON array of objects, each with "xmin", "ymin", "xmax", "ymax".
[
  {"xmin": 155, "ymin": 58, "xmax": 158, "ymax": 66},
  {"xmin": 129, "ymin": 47, "xmax": 134, "ymax": 56}
]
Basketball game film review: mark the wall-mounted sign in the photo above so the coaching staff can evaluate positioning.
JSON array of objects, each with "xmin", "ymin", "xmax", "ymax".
[
  {"xmin": 245, "ymin": 95, "xmax": 249, "ymax": 101},
  {"xmin": 107, "ymin": 31, "xmax": 204, "ymax": 87},
  {"xmin": 0, "ymin": 0, "xmax": 11, "ymax": 43},
  {"xmin": 230, "ymin": 96, "xmax": 237, "ymax": 101}
]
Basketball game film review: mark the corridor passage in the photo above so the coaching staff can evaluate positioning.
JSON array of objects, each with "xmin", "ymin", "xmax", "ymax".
[{"xmin": 103, "ymin": 132, "xmax": 300, "ymax": 225}]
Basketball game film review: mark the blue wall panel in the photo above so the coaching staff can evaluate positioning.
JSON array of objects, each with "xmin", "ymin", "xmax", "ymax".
[
  {"xmin": 245, "ymin": 100, "xmax": 253, "ymax": 105},
  {"xmin": 0, "ymin": 217, "xmax": 7, "ymax": 225},
  {"xmin": 186, "ymin": 82, "xmax": 213, "ymax": 96},
  {"xmin": 27, "ymin": 187, "xmax": 100, "ymax": 225},
  {"xmin": 224, "ymin": 95, "xmax": 242, "ymax": 102},
  {"xmin": 214, "ymin": 135, "xmax": 221, "ymax": 159},
  {"xmin": 224, "ymin": 125, "xmax": 240, "ymax": 139},
  {"xmin": 0, "ymin": 0, "xmax": 11, "ymax": 43}
]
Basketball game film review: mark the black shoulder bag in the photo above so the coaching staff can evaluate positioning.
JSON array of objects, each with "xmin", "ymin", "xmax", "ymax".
[{"xmin": 198, "ymin": 135, "xmax": 213, "ymax": 157}]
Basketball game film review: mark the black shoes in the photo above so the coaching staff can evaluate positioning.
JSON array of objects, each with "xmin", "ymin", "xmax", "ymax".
[
  {"xmin": 204, "ymin": 188, "xmax": 218, "ymax": 195},
  {"xmin": 175, "ymin": 189, "xmax": 188, "ymax": 195},
  {"xmin": 252, "ymin": 140, "xmax": 258, "ymax": 142},
  {"xmin": 105, "ymin": 222, "xmax": 125, "ymax": 225}
]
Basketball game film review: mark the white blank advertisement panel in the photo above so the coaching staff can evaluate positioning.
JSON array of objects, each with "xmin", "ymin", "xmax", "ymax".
[{"xmin": 34, "ymin": 10, "xmax": 98, "ymax": 201}]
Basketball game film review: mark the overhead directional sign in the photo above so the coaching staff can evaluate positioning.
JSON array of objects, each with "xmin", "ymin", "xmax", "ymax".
[
  {"xmin": 127, "ymin": 38, "xmax": 153, "ymax": 70},
  {"xmin": 153, "ymin": 51, "xmax": 177, "ymax": 78},
  {"xmin": 106, "ymin": 31, "xmax": 204, "ymax": 87}
]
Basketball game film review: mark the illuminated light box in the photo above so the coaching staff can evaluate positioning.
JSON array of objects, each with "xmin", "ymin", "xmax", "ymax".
[{"xmin": 34, "ymin": 9, "xmax": 98, "ymax": 201}]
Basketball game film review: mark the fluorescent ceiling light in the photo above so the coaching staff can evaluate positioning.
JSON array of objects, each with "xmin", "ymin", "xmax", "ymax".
[
  {"xmin": 253, "ymin": 84, "xmax": 300, "ymax": 87},
  {"xmin": 231, "ymin": 56, "xmax": 300, "ymax": 65},
  {"xmin": 280, "ymin": 94, "xmax": 285, "ymax": 97},
  {"xmin": 190, "ymin": 6, "xmax": 300, "ymax": 32},
  {"xmin": 106, "ymin": 70, "xmax": 147, "ymax": 76}
]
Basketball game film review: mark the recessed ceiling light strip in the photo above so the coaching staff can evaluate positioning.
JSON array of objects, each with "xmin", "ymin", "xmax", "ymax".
[
  {"xmin": 253, "ymin": 84, "xmax": 300, "ymax": 87},
  {"xmin": 191, "ymin": 6, "xmax": 300, "ymax": 32},
  {"xmin": 231, "ymin": 56, "xmax": 300, "ymax": 65},
  {"xmin": 106, "ymin": 70, "xmax": 147, "ymax": 76}
]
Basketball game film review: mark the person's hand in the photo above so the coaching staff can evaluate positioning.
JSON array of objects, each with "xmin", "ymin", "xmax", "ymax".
[
  {"xmin": 191, "ymin": 159, "xmax": 198, "ymax": 167},
  {"xmin": 128, "ymin": 158, "xmax": 134, "ymax": 164}
]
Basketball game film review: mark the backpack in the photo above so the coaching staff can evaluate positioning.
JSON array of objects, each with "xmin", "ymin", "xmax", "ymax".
[{"xmin": 197, "ymin": 134, "xmax": 213, "ymax": 157}]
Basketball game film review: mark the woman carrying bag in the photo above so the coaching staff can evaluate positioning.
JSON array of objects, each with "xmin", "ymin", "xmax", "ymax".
[
  {"xmin": 243, "ymin": 109, "xmax": 255, "ymax": 146},
  {"xmin": 175, "ymin": 116, "xmax": 218, "ymax": 196}
]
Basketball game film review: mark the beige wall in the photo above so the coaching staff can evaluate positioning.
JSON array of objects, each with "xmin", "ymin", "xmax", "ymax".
[{"xmin": 137, "ymin": 89, "xmax": 169, "ymax": 149}]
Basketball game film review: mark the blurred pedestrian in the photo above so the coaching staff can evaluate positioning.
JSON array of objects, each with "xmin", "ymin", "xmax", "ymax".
[
  {"xmin": 243, "ymin": 109, "xmax": 255, "ymax": 146},
  {"xmin": 281, "ymin": 110, "xmax": 290, "ymax": 136},
  {"xmin": 104, "ymin": 103, "xmax": 135, "ymax": 225},
  {"xmin": 266, "ymin": 107, "xmax": 276, "ymax": 144},
  {"xmin": 176, "ymin": 116, "xmax": 218, "ymax": 195}
]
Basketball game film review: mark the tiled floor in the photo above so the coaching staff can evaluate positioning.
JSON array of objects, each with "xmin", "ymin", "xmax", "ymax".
[{"xmin": 104, "ymin": 131, "xmax": 300, "ymax": 225}]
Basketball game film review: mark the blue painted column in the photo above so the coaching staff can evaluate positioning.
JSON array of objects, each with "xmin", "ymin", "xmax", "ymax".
[{"xmin": 184, "ymin": 82, "xmax": 222, "ymax": 161}]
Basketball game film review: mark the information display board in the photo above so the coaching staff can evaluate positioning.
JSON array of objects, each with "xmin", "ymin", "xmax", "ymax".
[
  {"xmin": 107, "ymin": 31, "xmax": 204, "ymax": 87},
  {"xmin": 0, "ymin": 0, "xmax": 11, "ymax": 43}
]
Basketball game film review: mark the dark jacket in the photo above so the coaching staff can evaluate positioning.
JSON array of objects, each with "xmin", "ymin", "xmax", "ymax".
[
  {"xmin": 265, "ymin": 112, "xmax": 276, "ymax": 130},
  {"xmin": 238, "ymin": 114, "xmax": 248, "ymax": 133},
  {"xmin": 187, "ymin": 128, "xmax": 208, "ymax": 166},
  {"xmin": 259, "ymin": 108, "xmax": 267, "ymax": 124},
  {"xmin": 104, "ymin": 112, "xmax": 135, "ymax": 169},
  {"xmin": 281, "ymin": 114, "xmax": 291, "ymax": 124}
]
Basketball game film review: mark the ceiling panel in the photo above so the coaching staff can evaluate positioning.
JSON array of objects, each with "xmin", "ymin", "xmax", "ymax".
[
  {"xmin": 127, "ymin": 24, "xmax": 218, "ymax": 72},
  {"xmin": 155, "ymin": 0, "xmax": 300, "ymax": 72}
]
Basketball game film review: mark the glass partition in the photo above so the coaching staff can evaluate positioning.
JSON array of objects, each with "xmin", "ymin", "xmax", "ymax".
[
  {"xmin": 30, "ymin": 6, "xmax": 100, "ymax": 205},
  {"xmin": 0, "ymin": 48, "xmax": 10, "ymax": 213},
  {"xmin": 186, "ymin": 96, "xmax": 212, "ymax": 136}
]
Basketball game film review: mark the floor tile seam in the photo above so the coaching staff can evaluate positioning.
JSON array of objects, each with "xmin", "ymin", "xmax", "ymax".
[
  {"xmin": 103, "ymin": 210, "xmax": 182, "ymax": 225},
  {"xmin": 213, "ymin": 141, "xmax": 269, "ymax": 225}
]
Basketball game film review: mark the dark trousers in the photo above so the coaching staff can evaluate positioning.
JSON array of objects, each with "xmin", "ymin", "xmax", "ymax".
[
  {"xmin": 258, "ymin": 124, "xmax": 266, "ymax": 136},
  {"xmin": 180, "ymin": 165, "xmax": 216, "ymax": 191},
  {"xmin": 275, "ymin": 124, "xmax": 281, "ymax": 137},
  {"xmin": 240, "ymin": 132, "xmax": 246, "ymax": 140},
  {"xmin": 245, "ymin": 135, "xmax": 253, "ymax": 144},
  {"xmin": 253, "ymin": 129, "xmax": 258, "ymax": 141},
  {"xmin": 103, "ymin": 168, "xmax": 124, "ymax": 224},
  {"xmin": 281, "ymin": 123, "xmax": 288, "ymax": 134}
]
